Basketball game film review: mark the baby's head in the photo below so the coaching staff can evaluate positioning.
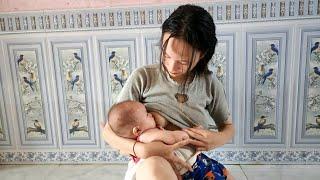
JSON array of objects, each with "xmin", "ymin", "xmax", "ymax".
[{"xmin": 108, "ymin": 100, "xmax": 156, "ymax": 139}]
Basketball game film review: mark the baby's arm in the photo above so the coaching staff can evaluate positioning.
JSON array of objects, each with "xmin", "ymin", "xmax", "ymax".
[{"xmin": 139, "ymin": 128, "xmax": 189, "ymax": 145}]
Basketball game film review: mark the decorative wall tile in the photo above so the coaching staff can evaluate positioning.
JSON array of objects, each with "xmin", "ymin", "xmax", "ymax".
[
  {"xmin": 51, "ymin": 40, "xmax": 98, "ymax": 146},
  {"xmin": 6, "ymin": 42, "xmax": 55, "ymax": 147},
  {"xmin": 0, "ymin": 0, "xmax": 318, "ymax": 33},
  {"xmin": 295, "ymin": 29, "xmax": 320, "ymax": 145},
  {"xmin": 0, "ymin": 150, "xmax": 319, "ymax": 164},
  {"xmin": 209, "ymin": 35, "xmax": 235, "ymax": 144},
  {"xmin": 245, "ymin": 31, "xmax": 289, "ymax": 144}
]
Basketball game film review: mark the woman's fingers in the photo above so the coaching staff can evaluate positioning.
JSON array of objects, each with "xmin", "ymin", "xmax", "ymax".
[
  {"xmin": 183, "ymin": 129, "xmax": 204, "ymax": 140},
  {"xmin": 184, "ymin": 127, "xmax": 206, "ymax": 136},
  {"xmin": 171, "ymin": 139, "xmax": 191, "ymax": 149},
  {"xmin": 188, "ymin": 139, "xmax": 207, "ymax": 147}
]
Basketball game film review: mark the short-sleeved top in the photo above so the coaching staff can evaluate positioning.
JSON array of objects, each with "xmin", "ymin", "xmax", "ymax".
[{"xmin": 116, "ymin": 64, "xmax": 230, "ymax": 129}]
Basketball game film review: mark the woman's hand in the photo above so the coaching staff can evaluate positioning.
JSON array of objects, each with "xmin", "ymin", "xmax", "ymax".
[{"xmin": 183, "ymin": 126, "xmax": 228, "ymax": 151}]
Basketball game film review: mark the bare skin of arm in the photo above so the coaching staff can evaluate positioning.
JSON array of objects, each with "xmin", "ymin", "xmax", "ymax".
[
  {"xmin": 101, "ymin": 122, "xmax": 193, "ymax": 171},
  {"xmin": 138, "ymin": 128, "xmax": 189, "ymax": 144}
]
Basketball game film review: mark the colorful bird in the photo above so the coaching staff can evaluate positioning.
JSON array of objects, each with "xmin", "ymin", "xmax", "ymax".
[
  {"xmin": 66, "ymin": 70, "xmax": 72, "ymax": 82},
  {"xmin": 314, "ymin": 67, "xmax": 320, "ymax": 76},
  {"xmin": 33, "ymin": 120, "xmax": 45, "ymax": 134},
  {"xmin": 270, "ymin": 44, "xmax": 279, "ymax": 55},
  {"xmin": 73, "ymin": 52, "xmax": 82, "ymax": 62},
  {"xmin": 23, "ymin": 76, "xmax": 34, "ymax": 91},
  {"xmin": 216, "ymin": 65, "xmax": 224, "ymax": 78},
  {"xmin": 29, "ymin": 71, "xmax": 36, "ymax": 82},
  {"xmin": 109, "ymin": 51, "xmax": 116, "ymax": 62},
  {"xmin": 114, "ymin": 74, "xmax": 124, "ymax": 87},
  {"xmin": 311, "ymin": 42, "xmax": 319, "ymax": 53},
  {"xmin": 258, "ymin": 64, "xmax": 265, "ymax": 76},
  {"xmin": 69, "ymin": 119, "xmax": 80, "ymax": 134},
  {"xmin": 261, "ymin": 68, "xmax": 274, "ymax": 85},
  {"xmin": 71, "ymin": 75, "xmax": 80, "ymax": 90},
  {"xmin": 17, "ymin": 54, "xmax": 24, "ymax": 65},
  {"xmin": 315, "ymin": 115, "xmax": 320, "ymax": 126}
]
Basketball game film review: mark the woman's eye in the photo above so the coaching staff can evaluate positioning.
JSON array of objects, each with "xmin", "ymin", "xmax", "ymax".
[{"xmin": 180, "ymin": 61, "xmax": 188, "ymax": 65}]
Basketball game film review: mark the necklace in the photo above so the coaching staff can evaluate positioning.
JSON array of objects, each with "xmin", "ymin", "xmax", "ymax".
[{"xmin": 175, "ymin": 93, "xmax": 188, "ymax": 103}]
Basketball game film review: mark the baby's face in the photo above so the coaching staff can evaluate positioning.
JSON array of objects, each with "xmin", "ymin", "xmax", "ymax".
[{"xmin": 134, "ymin": 104, "xmax": 156, "ymax": 131}]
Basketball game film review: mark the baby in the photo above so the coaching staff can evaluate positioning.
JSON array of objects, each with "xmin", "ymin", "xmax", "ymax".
[
  {"xmin": 108, "ymin": 100, "xmax": 189, "ymax": 147},
  {"xmin": 107, "ymin": 100, "xmax": 196, "ymax": 175}
]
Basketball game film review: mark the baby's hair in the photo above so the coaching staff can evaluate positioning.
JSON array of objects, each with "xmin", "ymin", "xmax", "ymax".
[{"xmin": 107, "ymin": 100, "xmax": 141, "ymax": 138}]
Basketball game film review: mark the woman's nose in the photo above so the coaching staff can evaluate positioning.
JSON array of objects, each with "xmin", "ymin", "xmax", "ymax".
[{"xmin": 168, "ymin": 62, "xmax": 180, "ymax": 72}]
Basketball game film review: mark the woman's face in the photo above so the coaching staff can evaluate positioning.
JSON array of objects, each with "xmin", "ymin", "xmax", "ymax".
[{"xmin": 162, "ymin": 33, "xmax": 202, "ymax": 81}]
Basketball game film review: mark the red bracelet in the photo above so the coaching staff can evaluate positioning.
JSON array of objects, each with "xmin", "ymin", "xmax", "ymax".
[{"xmin": 132, "ymin": 141, "xmax": 138, "ymax": 157}]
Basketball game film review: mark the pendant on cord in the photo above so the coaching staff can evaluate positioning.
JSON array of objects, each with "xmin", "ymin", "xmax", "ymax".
[{"xmin": 175, "ymin": 93, "xmax": 188, "ymax": 103}]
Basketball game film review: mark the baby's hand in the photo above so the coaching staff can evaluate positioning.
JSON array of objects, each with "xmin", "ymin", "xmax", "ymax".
[{"xmin": 164, "ymin": 130, "xmax": 189, "ymax": 144}]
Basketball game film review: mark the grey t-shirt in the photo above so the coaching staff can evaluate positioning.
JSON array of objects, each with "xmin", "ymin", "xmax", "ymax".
[{"xmin": 116, "ymin": 64, "xmax": 230, "ymax": 129}]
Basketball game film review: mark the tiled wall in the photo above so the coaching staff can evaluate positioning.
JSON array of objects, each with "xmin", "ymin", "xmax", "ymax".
[{"xmin": 0, "ymin": 0, "xmax": 320, "ymax": 164}]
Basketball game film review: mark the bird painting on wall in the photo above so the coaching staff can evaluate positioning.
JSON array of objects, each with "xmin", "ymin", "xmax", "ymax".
[
  {"xmin": 69, "ymin": 118, "xmax": 88, "ymax": 135},
  {"xmin": 114, "ymin": 74, "xmax": 124, "ymax": 87},
  {"xmin": 254, "ymin": 115, "xmax": 275, "ymax": 132},
  {"xmin": 314, "ymin": 67, "xmax": 320, "ymax": 76},
  {"xmin": 270, "ymin": 44, "xmax": 279, "ymax": 55},
  {"xmin": 261, "ymin": 68, "xmax": 274, "ymax": 85},
  {"xmin": 23, "ymin": 76, "xmax": 35, "ymax": 92},
  {"xmin": 311, "ymin": 42, "xmax": 319, "ymax": 53},
  {"xmin": 71, "ymin": 75, "xmax": 80, "ymax": 90},
  {"xmin": 216, "ymin": 65, "xmax": 224, "ymax": 83},
  {"xmin": 27, "ymin": 120, "xmax": 45, "ymax": 134},
  {"xmin": 17, "ymin": 54, "xmax": 24, "ymax": 65},
  {"xmin": 73, "ymin": 52, "xmax": 82, "ymax": 62},
  {"xmin": 108, "ymin": 51, "xmax": 116, "ymax": 62},
  {"xmin": 69, "ymin": 119, "xmax": 80, "ymax": 135},
  {"xmin": 306, "ymin": 115, "xmax": 320, "ymax": 130}
]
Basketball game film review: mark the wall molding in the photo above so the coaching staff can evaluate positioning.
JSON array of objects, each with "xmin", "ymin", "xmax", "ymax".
[
  {"xmin": 0, "ymin": 0, "xmax": 319, "ymax": 34},
  {"xmin": 0, "ymin": 150, "xmax": 319, "ymax": 164}
]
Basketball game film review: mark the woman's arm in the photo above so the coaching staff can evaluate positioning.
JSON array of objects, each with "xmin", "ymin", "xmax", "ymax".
[
  {"xmin": 101, "ymin": 122, "xmax": 193, "ymax": 170},
  {"xmin": 101, "ymin": 122, "xmax": 137, "ymax": 156}
]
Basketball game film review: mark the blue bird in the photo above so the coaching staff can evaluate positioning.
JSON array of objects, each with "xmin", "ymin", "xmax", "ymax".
[
  {"xmin": 113, "ymin": 74, "xmax": 124, "ymax": 87},
  {"xmin": 17, "ymin": 54, "xmax": 24, "ymax": 65},
  {"xmin": 73, "ymin": 53, "xmax": 82, "ymax": 62},
  {"xmin": 109, "ymin": 51, "xmax": 116, "ymax": 62},
  {"xmin": 270, "ymin": 44, "xmax": 279, "ymax": 55},
  {"xmin": 23, "ymin": 76, "xmax": 34, "ymax": 91},
  {"xmin": 314, "ymin": 67, "xmax": 320, "ymax": 76},
  {"xmin": 311, "ymin": 42, "xmax": 319, "ymax": 53},
  {"xmin": 262, "ymin": 68, "xmax": 274, "ymax": 85},
  {"xmin": 71, "ymin": 75, "xmax": 80, "ymax": 90}
]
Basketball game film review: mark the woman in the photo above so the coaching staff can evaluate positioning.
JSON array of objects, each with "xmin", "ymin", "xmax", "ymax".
[{"xmin": 101, "ymin": 4, "xmax": 235, "ymax": 180}]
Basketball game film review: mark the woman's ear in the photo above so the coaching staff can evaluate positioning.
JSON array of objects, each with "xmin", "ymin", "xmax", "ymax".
[
  {"xmin": 199, "ymin": 51, "xmax": 206, "ymax": 59},
  {"xmin": 132, "ymin": 126, "xmax": 141, "ymax": 136}
]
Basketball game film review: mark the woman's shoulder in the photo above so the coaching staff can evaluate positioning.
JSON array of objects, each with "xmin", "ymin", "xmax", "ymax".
[
  {"xmin": 132, "ymin": 64, "xmax": 160, "ymax": 77},
  {"xmin": 200, "ymin": 71, "xmax": 224, "ymax": 90}
]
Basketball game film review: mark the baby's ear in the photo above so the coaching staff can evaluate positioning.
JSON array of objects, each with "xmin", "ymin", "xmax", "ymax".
[{"xmin": 132, "ymin": 126, "xmax": 141, "ymax": 136}]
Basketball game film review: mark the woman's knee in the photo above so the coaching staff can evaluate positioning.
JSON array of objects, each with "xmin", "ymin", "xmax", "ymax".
[
  {"xmin": 139, "ymin": 156, "xmax": 170, "ymax": 171},
  {"xmin": 136, "ymin": 156, "xmax": 177, "ymax": 180}
]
